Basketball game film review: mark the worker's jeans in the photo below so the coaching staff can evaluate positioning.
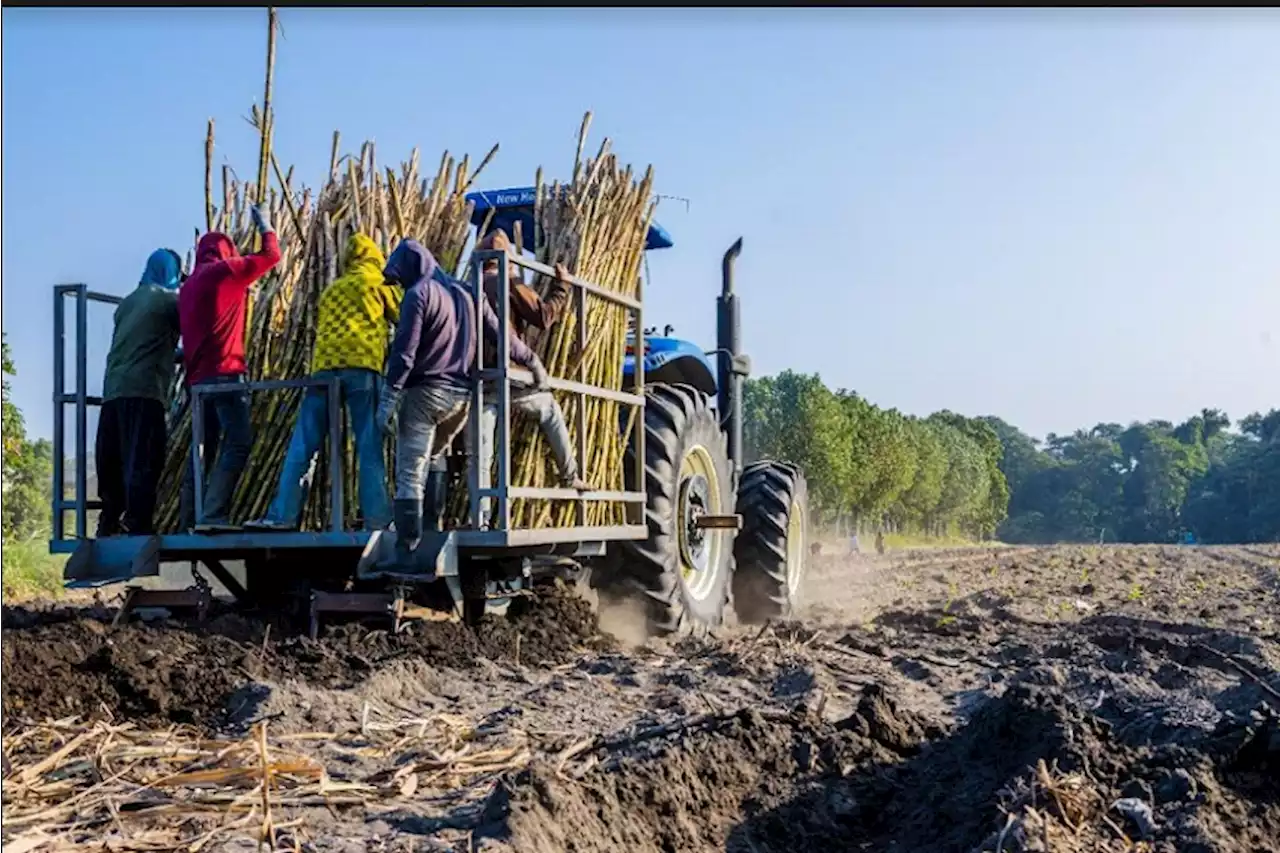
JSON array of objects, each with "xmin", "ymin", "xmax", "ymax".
[
  {"xmin": 466, "ymin": 384, "xmax": 578, "ymax": 528},
  {"xmin": 265, "ymin": 368, "xmax": 390, "ymax": 530},
  {"xmin": 180, "ymin": 374, "xmax": 252, "ymax": 528},
  {"xmin": 395, "ymin": 383, "xmax": 470, "ymax": 501}
]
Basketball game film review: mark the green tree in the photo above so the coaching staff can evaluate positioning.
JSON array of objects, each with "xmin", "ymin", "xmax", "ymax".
[
  {"xmin": 2, "ymin": 334, "xmax": 25, "ymax": 465},
  {"xmin": 833, "ymin": 391, "xmax": 917, "ymax": 524},
  {"xmin": 744, "ymin": 371, "xmax": 853, "ymax": 521},
  {"xmin": 897, "ymin": 417, "xmax": 946, "ymax": 528},
  {"xmin": 2, "ymin": 333, "xmax": 54, "ymax": 543},
  {"xmin": 931, "ymin": 411, "xmax": 1008, "ymax": 538},
  {"xmin": 926, "ymin": 418, "xmax": 987, "ymax": 536},
  {"xmin": 1118, "ymin": 423, "xmax": 1209, "ymax": 542},
  {"xmin": 1240, "ymin": 409, "xmax": 1280, "ymax": 444},
  {"xmin": 1184, "ymin": 413, "xmax": 1280, "ymax": 543}
]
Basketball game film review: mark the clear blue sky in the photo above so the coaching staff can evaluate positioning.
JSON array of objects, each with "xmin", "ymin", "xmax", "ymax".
[{"xmin": 3, "ymin": 8, "xmax": 1278, "ymax": 445}]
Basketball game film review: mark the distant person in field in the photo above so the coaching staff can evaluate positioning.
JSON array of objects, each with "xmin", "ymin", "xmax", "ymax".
[
  {"xmin": 376, "ymin": 238, "xmax": 544, "ymax": 574},
  {"xmin": 249, "ymin": 233, "xmax": 401, "ymax": 532},
  {"xmin": 94, "ymin": 248, "xmax": 184, "ymax": 536},
  {"xmin": 468, "ymin": 229, "xmax": 589, "ymax": 527},
  {"xmin": 178, "ymin": 204, "xmax": 281, "ymax": 531}
]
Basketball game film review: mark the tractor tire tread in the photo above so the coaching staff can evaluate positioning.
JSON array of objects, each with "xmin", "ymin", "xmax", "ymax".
[
  {"xmin": 612, "ymin": 382, "xmax": 732, "ymax": 636},
  {"xmin": 732, "ymin": 460, "xmax": 808, "ymax": 624}
]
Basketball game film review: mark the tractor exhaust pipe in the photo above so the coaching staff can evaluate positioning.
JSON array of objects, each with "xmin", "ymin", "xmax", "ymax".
[{"xmin": 717, "ymin": 238, "xmax": 745, "ymax": 479}]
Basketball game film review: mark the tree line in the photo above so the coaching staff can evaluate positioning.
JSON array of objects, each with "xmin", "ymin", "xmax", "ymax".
[
  {"xmin": 743, "ymin": 371, "xmax": 1009, "ymax": 538},
  {"xmin": 989, "ymin": 409, "xmax": 1280, "ymax": 545},
  {"xmin": 743, "ymin": 370, "xmax": 1279, "ymax": 545}
]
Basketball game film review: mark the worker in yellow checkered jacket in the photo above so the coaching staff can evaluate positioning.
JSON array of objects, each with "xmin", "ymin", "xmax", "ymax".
[{"xmin": 249, "ymin": 233, "xmax": 401, "ymax": 531}]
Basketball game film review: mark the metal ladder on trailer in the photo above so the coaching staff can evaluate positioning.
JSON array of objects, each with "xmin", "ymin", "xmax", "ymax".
[
  {"xmin": 51, "ymin": 284, "xmax": 217, "ymax": 619},
  {"xmin": 51, "ymin": 283, "xmax": 118, "ymax": 552}
]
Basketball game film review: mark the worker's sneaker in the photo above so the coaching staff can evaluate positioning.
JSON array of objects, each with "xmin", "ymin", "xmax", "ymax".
[{"xmin": 243, "ymin": 518, "xmax": 296, "ymax": 532}]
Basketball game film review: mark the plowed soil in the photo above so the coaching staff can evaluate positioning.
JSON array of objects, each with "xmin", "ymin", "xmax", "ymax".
[{"xmin": 4, "ymin": 544, "xmax": 1279, "ymax": 852}]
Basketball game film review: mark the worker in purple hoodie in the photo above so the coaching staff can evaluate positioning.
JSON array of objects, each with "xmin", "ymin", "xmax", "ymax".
[{"xmin": 375, "ymin": 239, "xmax": 545, "ymax": 575}]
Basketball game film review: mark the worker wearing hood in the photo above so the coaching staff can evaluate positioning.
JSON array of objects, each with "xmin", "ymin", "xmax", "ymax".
[
  {"xmin": 468, "ymin": 230, "xmax": 588, "ymax": 530},
  {"xmin": 249, "ymin": 233, "xmax": 400, "ymax": 531},
  {"xmin": 177, "ymin": 205, "xmax": 281, "ymax": 530},
  {"xmin": 94, "ymin": 248, "xmax": 184, "ymax": 536},
  {"xmin": 375, "ymin": 238, "xmax": 545, "ymax": 576}
]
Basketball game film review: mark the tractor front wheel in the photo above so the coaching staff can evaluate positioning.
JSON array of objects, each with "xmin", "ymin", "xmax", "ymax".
[
  {"xmin": 615, "ymin": 383, "xmax": 734, "ymax": 636},
  {"xmin": 732, "ymin": 461, "xmax": 810, "ymax": 624}
]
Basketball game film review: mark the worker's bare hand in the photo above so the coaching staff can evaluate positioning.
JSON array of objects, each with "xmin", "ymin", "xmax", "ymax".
[{"xmin": 554, "ymin": 262, "xmax": 571, "ymax": 282}]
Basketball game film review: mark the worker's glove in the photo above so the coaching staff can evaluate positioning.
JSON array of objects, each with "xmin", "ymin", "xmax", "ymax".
[
  {"xmin": 376, "ymin": 387, "xmax": 402, "ymax": 436},
  {"xmin": 529, "ymin": 357, "xmax": 551, "ymax": 391},
  {"xmin": 250, "ymin": 204, "xmax": 274, "ymax": 235}
]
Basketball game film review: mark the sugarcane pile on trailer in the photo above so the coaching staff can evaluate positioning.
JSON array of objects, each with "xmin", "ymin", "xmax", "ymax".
[
  {"xmin": 150, "ymin": 109, "xmax": 654, "ymax": 535},
  {"xmin": 152, "ymin": 118, "xmax": 499, "ymax": 533}
]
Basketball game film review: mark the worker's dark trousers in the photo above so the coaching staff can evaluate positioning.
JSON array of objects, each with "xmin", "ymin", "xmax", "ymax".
[
  {"xmin": 179, "ymin": 374, "xmax": 253, "ymax": 528},
  {"xmin": 94, "ymin": 397, "xmax": 167, "ymax": 536}
]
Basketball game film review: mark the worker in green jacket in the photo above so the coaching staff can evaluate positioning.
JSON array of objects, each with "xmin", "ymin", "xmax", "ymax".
[{"xmin": 94, "ymin": 249, "xmax": 183, "ymax": 536}]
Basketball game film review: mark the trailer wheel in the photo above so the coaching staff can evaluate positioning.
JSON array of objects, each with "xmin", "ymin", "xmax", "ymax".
[
  {"xmin": 616, "ymin": 383, "xmax": 734, "ymax": 635},
  {"xmin": 732, "ymin": 461, "xmax": 809, "ymax": 624}
]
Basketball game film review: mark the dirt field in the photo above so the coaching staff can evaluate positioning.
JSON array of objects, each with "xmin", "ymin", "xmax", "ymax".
[{"xmin": 4, "ymin": 543, "xmax": 1279, "ymax": 852}]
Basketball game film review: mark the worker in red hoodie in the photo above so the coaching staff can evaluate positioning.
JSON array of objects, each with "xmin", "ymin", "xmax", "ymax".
[{"xmin": 178, "ymin": 205, "xmax": 281, "ymax": 530}]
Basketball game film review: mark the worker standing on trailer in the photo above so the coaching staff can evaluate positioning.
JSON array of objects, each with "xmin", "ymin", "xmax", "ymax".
[
  {"xmin": 178, "ymin": 204, "xmax": 281, "ymax": 530},
  {"xmin": 94, "ymin": 249, "xmax": 185, "ymax": 536},
  {"xmin": 470, "ymin": 230, "xmax": 589, "ymax": 525},
  {"xmin": 248, "ymin": 233, "xmax": 400, "ymax": 531},
  {"xmin": 375, "ymin": 238, "xmax": 546, "ymax": 574}
]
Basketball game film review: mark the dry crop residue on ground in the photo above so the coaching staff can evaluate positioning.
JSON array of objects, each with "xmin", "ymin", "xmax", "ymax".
[{"xmin": 3, "ymin": 545, "xmax": 1279, "ymax": 852}]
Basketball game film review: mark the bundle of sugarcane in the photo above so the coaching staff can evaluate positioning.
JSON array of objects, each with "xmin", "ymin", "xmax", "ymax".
[
  {"xmin": 152, "ymin": 117, "xmax": 498, "ymax": 533},
  {"xmin": 449, "ymin": 113, "xmax": 656, "ymax": 530}
]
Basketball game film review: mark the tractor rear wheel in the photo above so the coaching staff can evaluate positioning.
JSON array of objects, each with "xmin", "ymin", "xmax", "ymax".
[
  {"xmin": 732, "ymin": 461, "xmax": 810, "ymax": 624},
  {"xmin": 615, "ymin": 383, "xmax": 734, "ymax": 636}
]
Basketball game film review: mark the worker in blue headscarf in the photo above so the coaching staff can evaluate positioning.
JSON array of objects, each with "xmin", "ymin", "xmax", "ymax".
[{"xmin": 94, "ymin": 249, "xmax": 184, "ymax": 536}]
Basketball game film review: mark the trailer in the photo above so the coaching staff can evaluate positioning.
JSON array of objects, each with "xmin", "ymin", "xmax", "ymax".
[{"xmin": 52, "ymin": 207, "xmax": 810, "ymax": 638}]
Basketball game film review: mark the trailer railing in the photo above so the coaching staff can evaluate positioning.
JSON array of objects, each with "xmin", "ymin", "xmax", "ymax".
[
  {"xmin": 465, "ymin": 249, "xmax": 646, "ymax": 535},
  {"xmin": 51, "ymin": 284, "xmax": 120, "ymax": 549},
  {"xmin": 189, "ymin": 377, "xmax": 344, "ymax": 532},
  {"xmin": 52, "ymin": 251, "xmax": 649, "ymax": 555},
  {"xmin": 50, "ymin": 283, "xmax": 348, "ymax": 550}
]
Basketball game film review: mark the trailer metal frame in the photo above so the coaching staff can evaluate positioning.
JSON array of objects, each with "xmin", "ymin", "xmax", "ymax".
[{"xmin": 51, "ymin": 247, "xmax": 649, "ymax": 596}]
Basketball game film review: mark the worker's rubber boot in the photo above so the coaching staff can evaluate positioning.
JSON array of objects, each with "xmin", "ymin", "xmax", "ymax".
[
  {"xmin": 422, "ymin": 458, "xmax": 448, "ymax": 533},
  {"xmin": 383, "ymin": 498, "xmax": 422, "ymax": 575}
]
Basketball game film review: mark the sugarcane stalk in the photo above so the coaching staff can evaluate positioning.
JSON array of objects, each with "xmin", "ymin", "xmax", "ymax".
[{"xmin": 204, "ymin": 119, "xmax": 215, "ymax": 233}]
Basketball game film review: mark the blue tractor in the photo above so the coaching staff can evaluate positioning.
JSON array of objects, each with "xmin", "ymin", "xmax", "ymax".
[{"xmin": 466, "ymin": 188, "xmax": 812, "ymax": 633}]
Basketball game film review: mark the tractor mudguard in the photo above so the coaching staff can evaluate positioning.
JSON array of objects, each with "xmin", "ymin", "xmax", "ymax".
[{"xmin": 623, "ymin": 337, "xmax": 718, "ymax": 397}]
